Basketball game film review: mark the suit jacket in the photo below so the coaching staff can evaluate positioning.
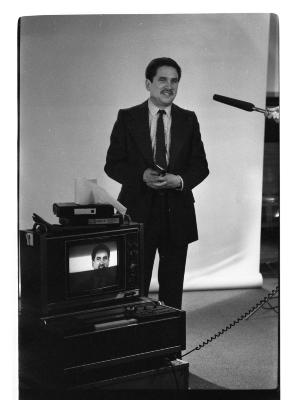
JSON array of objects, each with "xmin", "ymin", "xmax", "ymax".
[{"xmin": 104, "ymin": 100, "xmax": 209, "ymax": 245}]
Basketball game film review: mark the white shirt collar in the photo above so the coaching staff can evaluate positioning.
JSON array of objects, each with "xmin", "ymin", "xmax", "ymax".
[{"xmin": 148, "ymin": 99, "xmax": 172, "ymax": 118}]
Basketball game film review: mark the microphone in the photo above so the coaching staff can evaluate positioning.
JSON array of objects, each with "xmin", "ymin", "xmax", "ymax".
[{"xmin": 213, "ymin": 94, "xmax": 266, "ymax": 114}]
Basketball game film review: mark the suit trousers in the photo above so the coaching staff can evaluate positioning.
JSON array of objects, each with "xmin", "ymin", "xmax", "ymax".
[{"xmin": 143, "ymin": 190, "xmax": 188, "ymax": 309}]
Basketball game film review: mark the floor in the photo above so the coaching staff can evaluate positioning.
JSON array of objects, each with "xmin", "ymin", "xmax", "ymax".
[
  {"xmin": 179, "ymin": 225, "xmax": 279, "ymax": 390},
  {"xmin": 182, "ymin": 276, "xmax": 278, "ymax": 389}
]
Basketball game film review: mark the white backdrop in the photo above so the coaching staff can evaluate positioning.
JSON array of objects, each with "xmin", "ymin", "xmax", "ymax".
[{"xmin": 19, "ymin": 14, "xmax": 270, "ymax": 291}]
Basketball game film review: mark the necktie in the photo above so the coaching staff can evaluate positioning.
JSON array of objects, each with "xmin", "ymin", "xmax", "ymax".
[{"xmin": 155, "ymin": 109, "xmax": 167, "ymax": 170}]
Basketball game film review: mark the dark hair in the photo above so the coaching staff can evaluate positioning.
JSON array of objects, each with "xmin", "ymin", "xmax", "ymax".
[
  {"xmin": 91, "ymin": 244, "xmax": 110, "ymax": 261},
  {"xmin": 145, "ymin": 57, "xmax": 182, "ymax": 82}
]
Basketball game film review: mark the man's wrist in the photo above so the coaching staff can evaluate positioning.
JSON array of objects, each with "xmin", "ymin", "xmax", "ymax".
[{"xmin": 176, "ymin": 175, "xmax": 184, "ymax": 190}]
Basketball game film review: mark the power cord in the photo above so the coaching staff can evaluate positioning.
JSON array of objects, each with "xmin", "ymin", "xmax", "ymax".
[
  {"xmin": 262, "ymin": 301, "xmax": 279, "ymax": 313},
  {"xmin": 182, "ymin": 285, "xmax": 279, "ymax": 358}
]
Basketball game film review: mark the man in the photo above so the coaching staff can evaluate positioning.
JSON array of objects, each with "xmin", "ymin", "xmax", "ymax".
[
  {"xmin": 104, "ymin": 57, "xmax": 209, "ymax": 309},
  {"xmin": 91, "ymin": 244, "xmax": 110, "ymax": 270},
  {"xmin": 91, "ymin": 244, "xmax": 117, "ymax": 288},
  {"xmin": 70, "ymin": 244, "xmax": 117, "ymax": 293}
]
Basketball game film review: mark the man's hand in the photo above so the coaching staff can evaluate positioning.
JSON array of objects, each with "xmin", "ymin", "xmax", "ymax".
[
  {"xmin": 160, "ymin": 173, "xmax": 182, "ymax": 189},
  {"xmin": 143, "ymin": 168, "xmax": 166, "ymax": 190},
  {"xmin": 143, "ymin": 169, "xmax": 181, "ymax": 190}
]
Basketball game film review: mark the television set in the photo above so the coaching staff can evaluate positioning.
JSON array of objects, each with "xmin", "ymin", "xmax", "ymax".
[{"xmin": 19, "ymin": 222, "xmax": 144, "ymax": 317}]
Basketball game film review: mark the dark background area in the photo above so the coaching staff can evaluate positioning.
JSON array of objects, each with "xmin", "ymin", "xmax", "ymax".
[{"xmin": 260, "ymin": 95, "xmax": 279, "ymax": 277}]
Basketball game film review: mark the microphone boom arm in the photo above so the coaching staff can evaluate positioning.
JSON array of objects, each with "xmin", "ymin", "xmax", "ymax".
[
  {"xmin": 253, "ymin": 106, "xmax": 266, "ymax": 114},
  {"xmin": 213, "ymin": 94, "xmax": 266, "ymax": 114}
]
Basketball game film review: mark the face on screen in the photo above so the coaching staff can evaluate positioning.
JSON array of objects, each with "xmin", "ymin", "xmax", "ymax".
[{"xmin": 92, "ymin": 249, "xmax": 110, "ymax": 270}]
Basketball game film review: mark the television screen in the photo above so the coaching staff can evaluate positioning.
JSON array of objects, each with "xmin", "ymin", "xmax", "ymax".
[{"xmin": 68, "ymin": 240, "xmax": 119, "ymax": 295}]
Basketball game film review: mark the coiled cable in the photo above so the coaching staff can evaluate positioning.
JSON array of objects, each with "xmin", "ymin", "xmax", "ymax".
[{"xmin": 182, "ymin": 285, "xmax": 279, "ymax": 357}]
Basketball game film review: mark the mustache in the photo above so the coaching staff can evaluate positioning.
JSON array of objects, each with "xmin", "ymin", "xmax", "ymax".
[{"xmin": 161, "ymin": 89, "xmax": 174, "ymax": 95}]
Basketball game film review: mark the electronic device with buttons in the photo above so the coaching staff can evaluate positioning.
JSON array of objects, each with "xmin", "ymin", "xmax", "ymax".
[
  {"xmin": 52, "ymin": 202, "xmax": 125, "ymax": 227},
  {"xmin": 19, "ymin": 217, "xmax": 186, "ymax": 393},
  {"xmin": 20, "ymin": 221, "xmax": 145, "ymax": 317}
]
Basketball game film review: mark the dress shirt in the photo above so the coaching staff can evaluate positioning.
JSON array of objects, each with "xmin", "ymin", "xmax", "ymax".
[{"xmin": 147, "ymin": 99, "xmax": 184, "ymax": 190}]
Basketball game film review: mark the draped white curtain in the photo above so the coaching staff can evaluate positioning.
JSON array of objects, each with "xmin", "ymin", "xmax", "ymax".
[{"xmin": 19, "ymin": 14, "xmax": 270, "ymax": 290}]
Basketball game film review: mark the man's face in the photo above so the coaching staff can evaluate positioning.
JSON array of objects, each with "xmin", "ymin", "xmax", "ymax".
[
  {"xmin": 92, "ymin": 250, "xmax": 109, "ymax": 270},
  {"xmin": 146, "ymin": 66, "xmax": 179, "ymax": 108}
]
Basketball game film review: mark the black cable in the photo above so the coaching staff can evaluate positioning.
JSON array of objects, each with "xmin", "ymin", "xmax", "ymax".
[
  {"xmin": 182, "ymin": 285, "xmax": 279, "ymax": 358},
  {"xmin": 262, "ymin": 299, "xmax": 279, "ymax": 313}
]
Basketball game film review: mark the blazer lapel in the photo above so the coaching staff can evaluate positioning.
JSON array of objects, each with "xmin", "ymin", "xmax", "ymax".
[{"xmin": 129, "ymin": 101, "xmax": 154, "ymax": 166}]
